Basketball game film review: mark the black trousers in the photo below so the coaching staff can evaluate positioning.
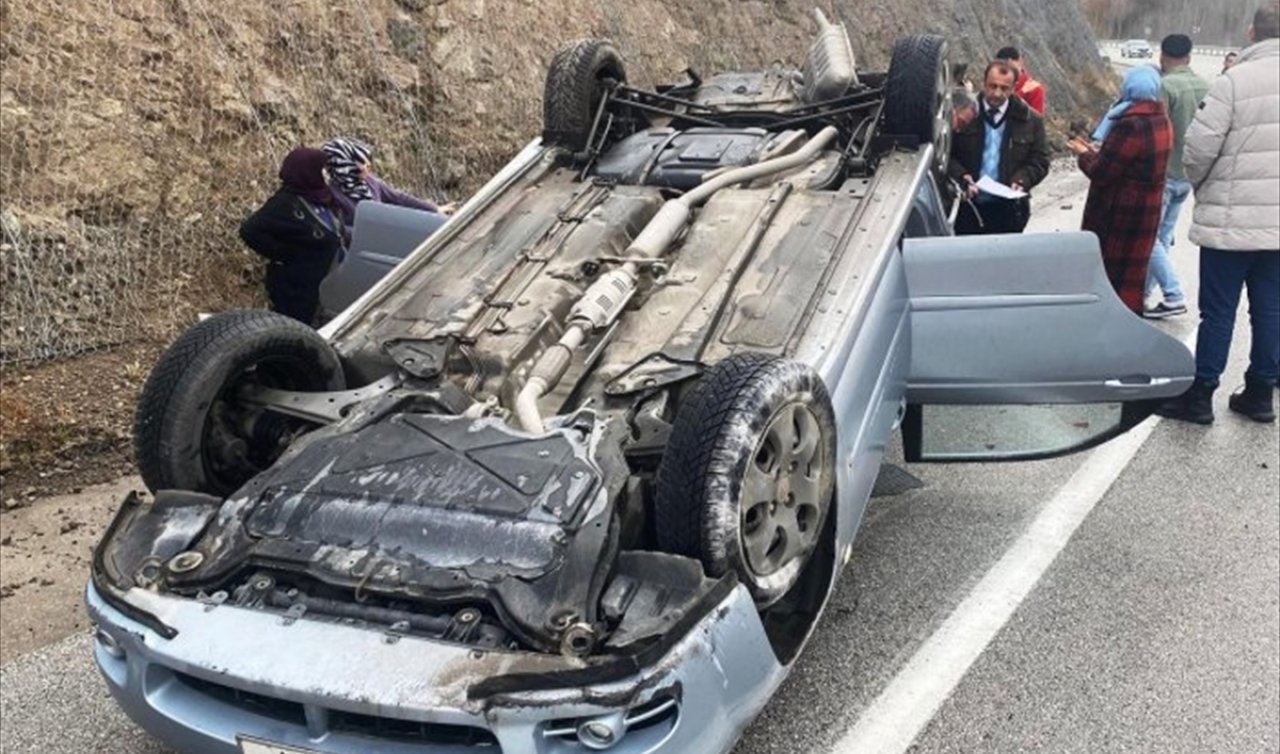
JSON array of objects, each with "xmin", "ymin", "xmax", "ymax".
[
  {"xmin": 265, "ymin": 253, "xmax": 333, "ymax": 324},
  {"xmin": 955, "ymin": 197, "xmax": 1031, "ymax": 235}
]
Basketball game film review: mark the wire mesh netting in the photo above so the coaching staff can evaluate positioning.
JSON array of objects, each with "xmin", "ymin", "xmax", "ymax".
[
  {"xmin": 2, "ymin": 0, "xmax": 1121, "ymax": 370},
  {"xmin": 1, "ymin": 0, "xmax": 451, "ymax": 365}
]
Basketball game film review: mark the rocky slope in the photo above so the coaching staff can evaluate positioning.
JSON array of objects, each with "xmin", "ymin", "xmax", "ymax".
[
  {"xmin": 1080, "ymin": 0, "xmax": 1258, "ymax": 47},
  {"xmin": 0, "ymin": 0, "xmax": 1111, "ymax": 481},
  {"xmin": 2, "ymin": 0, "xmax": 1114, "ymax": 344}
]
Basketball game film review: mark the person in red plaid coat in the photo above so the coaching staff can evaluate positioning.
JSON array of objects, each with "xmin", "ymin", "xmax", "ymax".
[{"xmin": 1068, "ymin": 66, "xmax": 1173, "ymax": 314}]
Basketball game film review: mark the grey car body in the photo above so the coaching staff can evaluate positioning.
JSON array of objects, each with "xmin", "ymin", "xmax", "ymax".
[{"xmin": 89, "ymin": 21, "xmax": 1193, "ymax": 754}]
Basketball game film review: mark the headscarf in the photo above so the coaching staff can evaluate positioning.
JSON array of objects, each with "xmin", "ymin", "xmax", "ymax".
[
  {"xmin": 1091, "ymin": 65, "xmax": 1162, "ymax": 142},
  {"xmin": 278, "ymin": 147, "xmax": 333, "ymax": 206},
  {"xmin": 322, "ymin": 137, "xmax": 375, "ymax": 203}
]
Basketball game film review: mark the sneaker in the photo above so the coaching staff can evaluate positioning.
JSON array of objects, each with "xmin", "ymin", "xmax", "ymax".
[{"xmin": 1143, "ymin": 301, "xmax": 1188, "ymax": 319}]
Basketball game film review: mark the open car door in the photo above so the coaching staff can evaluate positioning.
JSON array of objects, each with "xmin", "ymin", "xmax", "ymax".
[
  {"xmin": 901, "ymin": 232, "xmax": 1194, "ymax": 462},
  {"xmin": 319, "ymin": 202, "xmax": 446, "ymax": 316}
]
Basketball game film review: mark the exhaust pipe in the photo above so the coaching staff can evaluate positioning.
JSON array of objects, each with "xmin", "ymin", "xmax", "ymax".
[{"xmin": 514, "ymin": 126, "xmax": 840, "ymax": 432}]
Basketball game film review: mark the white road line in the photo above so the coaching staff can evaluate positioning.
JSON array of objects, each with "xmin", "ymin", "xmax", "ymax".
[{"xmin": 831, "ymin": 392, "xmax": 1179, "ymax": 753}]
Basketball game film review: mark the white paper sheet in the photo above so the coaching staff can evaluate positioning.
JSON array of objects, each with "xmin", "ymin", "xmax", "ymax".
[{"xmin": 975, "ymin": 175, "xmax": 1027, "ymax": 200}]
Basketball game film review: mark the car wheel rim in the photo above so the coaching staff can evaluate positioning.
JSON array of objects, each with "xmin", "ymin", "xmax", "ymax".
[
  {"xmin": 933, "ymin": 55, "xmax": 953, "ymax": 174},
  {"xmin": 741, "ymin": 402, "xmax": 828, "ymax": 578}
]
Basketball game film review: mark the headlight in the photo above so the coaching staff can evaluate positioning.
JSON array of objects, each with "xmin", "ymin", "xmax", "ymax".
[
  {"xmin": 543, "ymin": 693, "xmax": 680, "ymax": 750},
  {"xmin": 95, "ymin": 626, "xmax": 125, "ymax": 659},
  {"xmin": 576, "ymin": 712, "xmax": 625, "ymax": 750}
]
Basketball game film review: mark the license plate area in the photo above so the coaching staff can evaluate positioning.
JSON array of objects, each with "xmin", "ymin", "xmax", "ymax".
[{"xmin": 239, "ymin": 737, "xmax": 323, "ymax": 754}]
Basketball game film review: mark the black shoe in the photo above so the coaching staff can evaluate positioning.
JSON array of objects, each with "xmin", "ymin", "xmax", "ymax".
[
  {"xmin": 1156, "ymin": 379, "xmax": 1216, "ymax": 425},
  {"xmin": 1228, "ymin": 378, "xmax": 1276, "ymax": 423},
  {"xmin": 1143, "ymin": 301, "xmax": 1188, "ymax": 319}
]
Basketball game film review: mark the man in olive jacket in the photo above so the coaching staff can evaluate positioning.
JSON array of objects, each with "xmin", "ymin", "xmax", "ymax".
[
  {"xmin": 1158, "ymin": 2, "xmax": 1280, "ymax": 425},
  {"xmin": 948, "ymin": 60, "xmax": 1051, "ymax": 235}
]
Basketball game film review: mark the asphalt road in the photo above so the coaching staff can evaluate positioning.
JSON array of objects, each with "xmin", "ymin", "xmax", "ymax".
[
  {"xmin": 2, "ymin": 49, "xmax": 1276, "ymax": 754},
  {"xmin": 736, "ymin": 48, "xmax": 1278, "ymax": 754}
]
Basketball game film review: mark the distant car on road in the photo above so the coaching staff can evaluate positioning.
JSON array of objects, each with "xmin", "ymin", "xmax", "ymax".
[{"xmin": 1121, "ymin": 39, "xmax": 1154, "ymax": 58}]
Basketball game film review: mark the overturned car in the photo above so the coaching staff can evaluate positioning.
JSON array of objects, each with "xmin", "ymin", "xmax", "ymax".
[{"xmin": 89, "ymin": 15, "xmax": 1193, "ymax": 754}]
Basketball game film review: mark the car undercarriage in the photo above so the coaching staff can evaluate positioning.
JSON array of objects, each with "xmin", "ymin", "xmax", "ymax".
[
  {"xmin": 88, "ymin": 13, "xmax": 1195, "ymax": 754},
  {"xmin": 98, "ymin": 12, "xmax": 952, "ymax": 662}
]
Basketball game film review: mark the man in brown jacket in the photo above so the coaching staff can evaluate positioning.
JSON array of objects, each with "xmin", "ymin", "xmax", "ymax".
[{"xmin": 948, "ymin": 61, "xmax": 1051, "ymax": 235}]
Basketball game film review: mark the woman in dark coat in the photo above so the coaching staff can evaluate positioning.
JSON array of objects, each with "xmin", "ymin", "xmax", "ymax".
[
  {"xmin": 1068, "ymin": 66, "xmax": 1173, "ymax": 314},
  {"xmin": 239, "ymin": 148, "xmax": 343, "ymax": 324}
]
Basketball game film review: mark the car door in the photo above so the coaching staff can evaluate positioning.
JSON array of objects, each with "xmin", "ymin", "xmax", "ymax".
[
  {"xmin": 318, "ymin": 202, "xmax": 446, "ymax": 316},
  {"xmin": 900, "ymin": 231, "xmax": 1194, "ymax": 462}
]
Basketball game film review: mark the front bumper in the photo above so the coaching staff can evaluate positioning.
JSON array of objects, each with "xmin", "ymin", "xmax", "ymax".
[{"xmin": 87, "ymin": 582, "xmax": 784, "ymax": 754}]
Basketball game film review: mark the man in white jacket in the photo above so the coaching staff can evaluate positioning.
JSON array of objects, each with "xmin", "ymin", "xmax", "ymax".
[{"xmin": 1158, "ymin": 2, "xmax": 1280, "ymax": 425}]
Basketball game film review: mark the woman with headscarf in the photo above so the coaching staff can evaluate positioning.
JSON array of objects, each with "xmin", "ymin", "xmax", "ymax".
[
  {"xmin": 239, "ymin": 147, "xmax": 343, "ymax": 324},
  {"xmin": 321, "ymin": 137, "xmax": 447, "ymax": 237},
  {"xmin": 1067, "ymin": 66, "xmax": 1173, "ymax": 314}
]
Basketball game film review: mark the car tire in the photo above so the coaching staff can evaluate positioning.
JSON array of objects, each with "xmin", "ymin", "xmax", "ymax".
[
  {"xmin": 883, "ymin": 34, "xmax": 953, "ymax": 177},
  {"xmin": 133, "ymin": 310, "xmax": 345, "ymax": 497},
  {"xmin": 654, "ymin": 353, "xmax": 837, "ymax": 607},
  {"xmin": 542, "ymin": 38, "xmax": 627, "ymax": 152}
]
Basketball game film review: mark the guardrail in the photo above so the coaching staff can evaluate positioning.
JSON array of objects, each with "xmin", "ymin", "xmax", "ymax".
[{"xmin": 1097, "ymin": 40, "xmax": 1238, "ymax": 57}]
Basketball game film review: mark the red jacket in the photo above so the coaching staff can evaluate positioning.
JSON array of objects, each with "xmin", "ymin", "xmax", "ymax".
[
  {"xmin": 1015, "ymin": 70, "xmax": 1046, "ymax": 115},
  {"xmin": 1077, "ymin": 100, "xmax": 1172, "ymax": 313}
]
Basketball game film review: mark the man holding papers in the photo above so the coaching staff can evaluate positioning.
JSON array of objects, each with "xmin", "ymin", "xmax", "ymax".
[{"xmin": 948, "ymin": 60, "xmax": 1050, "ymax": 235}]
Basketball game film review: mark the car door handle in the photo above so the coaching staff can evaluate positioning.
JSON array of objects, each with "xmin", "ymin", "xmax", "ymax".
[
  {"xmin": 356, "ymin": 250, "xmax": 406, "ymax": 266},
  {"xmin": 1104, "ymin": 377, "xmax": 1174, "ymax": 388}
]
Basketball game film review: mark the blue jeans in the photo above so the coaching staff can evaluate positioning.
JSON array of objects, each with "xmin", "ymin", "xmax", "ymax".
[
  {"xmin": 1195, "ymin": 248, "xmax": 1280, "ymax": 387},
  {"xmin": 1145, "ymin": 178, "xmax": 1191, "ymax": 305}
]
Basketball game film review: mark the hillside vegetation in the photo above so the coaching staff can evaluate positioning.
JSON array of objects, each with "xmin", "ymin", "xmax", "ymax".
[
  {"xmin": 1, "ymin": 0, "xmax": 1112, "ymax": 363},
  {"xmin": 0, "ymin": 0, "xmax": 1112, "ymax": 488}
]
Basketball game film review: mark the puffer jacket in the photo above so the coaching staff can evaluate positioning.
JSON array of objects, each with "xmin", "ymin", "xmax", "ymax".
[{"xmin": 1183, "ymin": 38, "xmax": 1280, "ymax": 251}]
